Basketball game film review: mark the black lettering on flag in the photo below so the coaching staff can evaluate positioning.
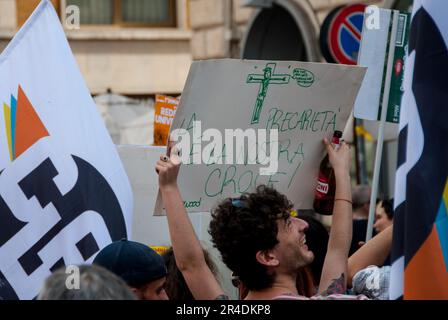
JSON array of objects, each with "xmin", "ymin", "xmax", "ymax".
[
  {"xmin": 49, "ymin": 258, "xmax": 65, "ymax": 274},
  {"xmin": 15, "ymin": 155, "xmax": 127, "ymax": 275},
  {"xmin": 76, "ymin": 232, "xmax": 100, "ymax": 261},
  {"xmin": 0, "ymin": 271, "xmax": 19, "ymax": 300},
  {"xmin": 1, "ymin": 154, "xmax": 128, "ymax": 299},
  {"xmin": 0, "ymin": 196, "xmax": 27, "ymax": 247}
]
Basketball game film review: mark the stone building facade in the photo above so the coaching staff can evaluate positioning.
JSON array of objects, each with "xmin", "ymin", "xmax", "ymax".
[
  {"xmin": 0, "ymin": 0, "xmax": 192, "ymax": 95},
  {"xmin": 0, "ymin": 0, "xmax": 410, "ymax": 96},
  {"xmin": 188, "ymin": 0, "xmax": 407, "ymax": 61}
]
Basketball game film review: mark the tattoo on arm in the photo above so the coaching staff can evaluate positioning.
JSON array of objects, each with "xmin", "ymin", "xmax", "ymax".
[{"xmin": 321, "ymin": 274, "xmax": 346, "ymax": 296}]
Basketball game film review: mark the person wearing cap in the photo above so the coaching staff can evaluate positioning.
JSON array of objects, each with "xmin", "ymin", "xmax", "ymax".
[{"xmin": 93, "ymin": 239, "xmax": 168, "ymax": 300}]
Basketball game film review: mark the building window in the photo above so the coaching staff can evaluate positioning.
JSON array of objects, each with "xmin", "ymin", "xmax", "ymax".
[{"xmin": 65, "ymin": 0, "xmax": 176, "ymax": 27}]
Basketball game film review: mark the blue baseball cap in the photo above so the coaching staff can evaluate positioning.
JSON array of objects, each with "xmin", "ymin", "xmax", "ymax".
[{"xmin": 93, "ymin": 239, "xmax": 167, "ymax": 288}]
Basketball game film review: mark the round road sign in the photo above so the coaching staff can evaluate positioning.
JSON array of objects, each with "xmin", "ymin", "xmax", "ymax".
[{"xmin": 320, "ymin": 4, "xmax": 367, "ymax": 65}]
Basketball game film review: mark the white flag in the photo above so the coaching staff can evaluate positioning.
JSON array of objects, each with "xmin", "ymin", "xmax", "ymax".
[{"xmin": 0, "ymin": 0, "xmax": 133, "ymax": 299}]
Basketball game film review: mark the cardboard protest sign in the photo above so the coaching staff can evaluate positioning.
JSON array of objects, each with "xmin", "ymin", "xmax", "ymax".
[
  {"xmin": 117, "ymin": 145, "xmax": 205, "ymax": 241},
  {"xmin": 155, "ymin": 59, "xmax": 365, "ymax": 214},
  {"xmin": 153, "ymin": 95, "xmax": 178, "ymax": 146}
]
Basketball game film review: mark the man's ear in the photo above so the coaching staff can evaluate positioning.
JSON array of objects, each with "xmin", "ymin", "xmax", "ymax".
[{"xmin": 255, "ymin": 250, "xmax": 279, "ymax": 267}]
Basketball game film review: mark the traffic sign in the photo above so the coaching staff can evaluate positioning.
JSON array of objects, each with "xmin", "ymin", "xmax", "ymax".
[{"xmin": 320, "ymin": 4, "xmax": 367, "ymax": 65}]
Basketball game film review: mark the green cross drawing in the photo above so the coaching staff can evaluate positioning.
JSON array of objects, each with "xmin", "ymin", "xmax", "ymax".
[{"xmin": 247, "ymin": 63, "xmax": 290, "ymax": 124}]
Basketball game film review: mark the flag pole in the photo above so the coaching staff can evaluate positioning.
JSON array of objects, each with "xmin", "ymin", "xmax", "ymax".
[{"xmin": 366, "ymin": 10, "xmax": 399, "ymax": 242}]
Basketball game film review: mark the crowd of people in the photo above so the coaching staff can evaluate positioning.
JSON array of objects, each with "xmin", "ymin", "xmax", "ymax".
[{"xmin": 38, "ymin": 138, "xmax": 394, "ymax": 300}]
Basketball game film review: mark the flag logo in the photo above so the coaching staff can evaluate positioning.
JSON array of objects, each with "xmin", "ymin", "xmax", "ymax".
[{"xmin": 3, "ymin": 85, "xmax": 49, "ymax": 161}]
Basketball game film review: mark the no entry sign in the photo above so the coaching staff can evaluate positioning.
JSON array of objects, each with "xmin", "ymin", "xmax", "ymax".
[{"xmin": 320, "ymin": 4, "xmax": 367, "ymax": 65}]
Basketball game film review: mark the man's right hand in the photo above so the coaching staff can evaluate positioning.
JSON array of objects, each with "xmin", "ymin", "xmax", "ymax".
[
  {"xmin": 155, "ymin": 146, "xmax": 181, "ymax": 190},
  {"xmin": 324, "ymin": 138, "xmax": 351, "ymax": 174}
]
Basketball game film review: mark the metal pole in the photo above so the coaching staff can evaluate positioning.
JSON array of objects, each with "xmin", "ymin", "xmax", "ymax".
[
  {"xmin": 353, "ymin": 117, "xmax": 361, "ymax": 185},
  {"xmin": 366, "ymin": 10, "xmax": 399, "ymax": 241}
]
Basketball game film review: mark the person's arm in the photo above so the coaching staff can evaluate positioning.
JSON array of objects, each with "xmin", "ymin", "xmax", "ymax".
[
  {"xmin": 318, "ymin": 139, "xmax": 353, "ymax": 295},
  {"xmin": 347, "ymin": 225, "xmax": 393, "ymax": 288},
  {"xmin": 156, "ymin": 149, "xmax": 225, "ymax": 300}
]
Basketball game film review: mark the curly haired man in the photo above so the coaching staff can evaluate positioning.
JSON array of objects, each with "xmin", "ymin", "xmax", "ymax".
[{"xmin": 156, "ymin": 139, "xmax": 367, "ymax": 300}]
